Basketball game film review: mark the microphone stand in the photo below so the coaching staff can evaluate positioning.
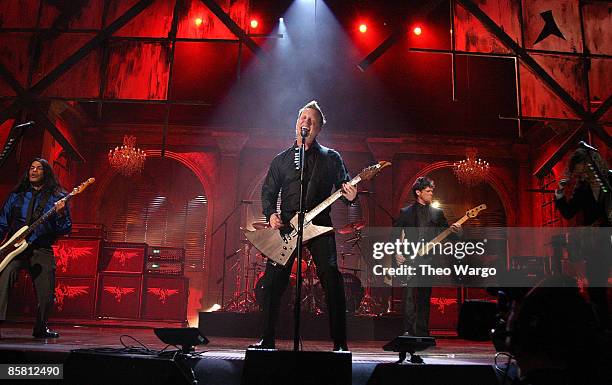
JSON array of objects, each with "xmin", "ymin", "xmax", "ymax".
[
  {"xmin": 360, "ymin": 192, "xmax": 399, "ymax": 313},
  {"xmin": 293, "ymin": 129, "xmax": 308, "ymax": 351},
  {"xmin": 212, "ymin": 200, "xmax": 249, "ymax": 310}
]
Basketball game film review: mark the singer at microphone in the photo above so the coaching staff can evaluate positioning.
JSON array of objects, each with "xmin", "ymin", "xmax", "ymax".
[{"xmin": 252, "ymin": 100, "xmax": 357, "ymax": 351}]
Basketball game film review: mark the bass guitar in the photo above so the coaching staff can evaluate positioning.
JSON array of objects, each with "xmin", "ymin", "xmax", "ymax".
[{"xmin": 393, "ymin": 204, "xmax": 487, "ymax": 285}]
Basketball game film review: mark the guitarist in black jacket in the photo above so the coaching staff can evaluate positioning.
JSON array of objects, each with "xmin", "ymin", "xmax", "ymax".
[
  {"xmin": 392, "ymin": 176, "xmax": 461, "ymax": 336},
  {"xmin": 0, "ymin": 158, "xmax": 71, "ymax": 338},
  {"xmin": 251, "ymin": 101, "xmax": 357, "ymax": 351},
  {"xmin": 554, "ymin": 146, "xmax": 611, "ymax": 330}
]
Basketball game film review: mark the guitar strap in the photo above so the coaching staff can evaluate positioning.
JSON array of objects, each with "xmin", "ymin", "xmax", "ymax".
[
  {"xmin": 304, "ymin": 146, "xmax": 326, "ymax": 209},
  {"xmin": 25, "ymin": 190, "xmax": 52, "ymax": 226}
]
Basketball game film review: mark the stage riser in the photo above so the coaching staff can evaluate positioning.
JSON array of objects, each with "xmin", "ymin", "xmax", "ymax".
[{"xmin": 199, "ymin": 312, "xmax": 407, "ymax": 341}]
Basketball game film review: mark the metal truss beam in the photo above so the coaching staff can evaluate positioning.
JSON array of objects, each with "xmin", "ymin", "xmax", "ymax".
[
  {"xmin": 199, "ymin": 0, "xmax": 263, "ymax": 57},
  {"xmin": 455, "ymin": 0, "xmax": 590, "ymax": 121},
  {"xmin": 29, "ymin": 0, "xmax": 154, "ymax": 95},
  {"xmin": 357, "ymin": 0, "xmax": 445, "ymax": 72},
  {"xmin": 0, "ymin": 0, "xmax": 154, "ymax": 161},
  {"xmin": 453, "ymin": 0, "xmax": 611, "ymax": 177},
  {"xmin": 0, "ymin": 62, "xmax": 84, "ymax": 161}
]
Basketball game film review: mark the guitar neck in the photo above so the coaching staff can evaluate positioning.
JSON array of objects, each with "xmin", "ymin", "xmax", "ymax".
[
  {"xmin": 304, "ymin": 175, "xmax": 361, "ymax": 224},
  {"xmin": 20, "ymin": 194, "xmax": 71, "ymax": 240},
  {"xmin": 420, "ymin": 214, "xmax": 469, "ymax": 256}
]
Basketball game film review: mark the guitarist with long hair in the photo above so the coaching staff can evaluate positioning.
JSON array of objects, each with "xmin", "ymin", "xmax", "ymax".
[
  {"xmin": 0, "ymin": 158, "xmax": 71, "ymax": 338},
  {"xmin": 392, "ymin": 176, "xmax": 461, "ymax": 337},
  {"xmin": 250, "ymin": 101, "xmax": 357, "ymax": 351}
]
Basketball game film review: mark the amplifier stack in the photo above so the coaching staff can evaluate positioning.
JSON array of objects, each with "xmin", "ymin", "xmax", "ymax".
[{"xmin": 7, "ymin": 224, "xmax": 188, "ymax": 324}]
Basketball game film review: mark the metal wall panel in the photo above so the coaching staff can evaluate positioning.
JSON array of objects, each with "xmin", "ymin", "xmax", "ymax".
[
  {"xmin": 104, "ymin": 41, "xmax": 171, "ymax": 99},
  {"xmin": 454, "ymin": 0, "xmax": 519, "ymax": 53}
]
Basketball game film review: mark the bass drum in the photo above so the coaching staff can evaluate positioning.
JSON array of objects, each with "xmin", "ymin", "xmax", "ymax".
[{"xmin": 308, "ymin": 272, "xmax": 365, "ymax": 314}]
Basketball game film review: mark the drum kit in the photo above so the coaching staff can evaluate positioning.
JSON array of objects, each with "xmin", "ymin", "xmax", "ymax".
[{"xmin": 224, "ymin": 219, "xmax": 381, "ymax": 315}]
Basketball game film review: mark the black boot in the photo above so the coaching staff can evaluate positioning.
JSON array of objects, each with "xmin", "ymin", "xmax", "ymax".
[{"xmin": 33, "ymin": 325, "xmax": 59, "ymax": 339}]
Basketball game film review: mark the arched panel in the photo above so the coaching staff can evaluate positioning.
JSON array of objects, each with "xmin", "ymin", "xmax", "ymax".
[
  {"xmin": 398, "ymin": 161, "xmax": 515, "ymax": 226},
  {"xmin": 98, "ymin": 155, "xmax": 209, "ymax": 272}
]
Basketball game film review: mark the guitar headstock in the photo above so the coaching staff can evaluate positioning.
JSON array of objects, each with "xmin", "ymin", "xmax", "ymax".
[
  {"xmin": 466, "ymin": 204, "xmax": 487, "ymax": 218},
  {"xmin": 359, "ymin": 161, "xmax": 391, "ymax": 181},
  {"xmin": 71, "ymin": 178, "xmax": 95, "ymax": 196}
]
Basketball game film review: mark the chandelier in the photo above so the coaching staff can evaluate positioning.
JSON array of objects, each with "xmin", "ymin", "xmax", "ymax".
[
  {"xmin": 108, "ymin": 135, "xmax": 146, "ymax": 176},
  {"xmin": 452, "ymin": 149, "xmax": 489, "ymax": 187}
]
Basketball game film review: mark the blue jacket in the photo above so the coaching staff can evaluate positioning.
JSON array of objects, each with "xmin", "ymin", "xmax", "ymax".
[{"xmin": 0, "ymin": 189, "xmax": 72, "ymax": 248}]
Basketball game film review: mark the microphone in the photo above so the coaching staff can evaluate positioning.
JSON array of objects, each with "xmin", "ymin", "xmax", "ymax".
[
  {"xmin": 240, "ymin": 200, "xmax": 254, "ymax": 204},
  {"xmin": 14, "ymin": 121, "xmax": 35, "ymax": 129},
  {"xmin": 300, "ymin": 126, "xmax": 310, "ymax": 138}
]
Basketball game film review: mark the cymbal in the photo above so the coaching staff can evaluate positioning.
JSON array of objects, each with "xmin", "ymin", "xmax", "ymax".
[
  {"xmin": 251, "ymin": 221, "xmax": 271, "ymax": 230},
  {"xmin": 337, "ymin": 219, "xmax": 366, "ymax": 235}
]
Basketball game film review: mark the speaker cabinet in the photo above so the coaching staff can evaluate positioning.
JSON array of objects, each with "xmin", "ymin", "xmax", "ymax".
[
  {"xmin": 141, "ymin": 277, "xmax": 188, "ymax": 321},
  {"xmin": 96, "ymin": 273, "xmax": 142, "ymax": 319},
  {"xmin": 53, "ymin": 239, "xmax": 102, "ymax": 277}
]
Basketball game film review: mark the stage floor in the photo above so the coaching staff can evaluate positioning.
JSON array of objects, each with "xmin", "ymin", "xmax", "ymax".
[
  {"xmin": 0, "ymin": 323, "xmax": 502, "ymax": 385},
  {"xmin": 0, "ymin": 323, "xmax": 495, "ymax": 362}
]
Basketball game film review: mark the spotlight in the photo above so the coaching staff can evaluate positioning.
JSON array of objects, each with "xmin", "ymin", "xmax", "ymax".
[
  {"xmin": 194, "ymin": 18, "xmax": 203, "ymax": 27},
  {"xmin": 358, "ymin": 23, "xmax": 367, "ymax": 33},
  {"xmin": 250, "ymin": 19, "xmax": 259, "ymax": 29},
  {"xmin": 279, "ymin": 17, "xmax": 284, "ymax": 23},
  {"xmin": 431, "ymin": 200, "xmax": 440, "ymax": 209},
  {"xmin": 413, "ymin": 26, "xmax": 422, "ymax": 35}
]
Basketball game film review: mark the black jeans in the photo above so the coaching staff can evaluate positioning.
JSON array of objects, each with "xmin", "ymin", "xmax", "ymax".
[
  {"xmin": 257, "ymin": 233, "xmax": 347, "ymax": 344},
  {"xmin": 0, "ymin": 247, "xmax": 56, "ymax": 330}
]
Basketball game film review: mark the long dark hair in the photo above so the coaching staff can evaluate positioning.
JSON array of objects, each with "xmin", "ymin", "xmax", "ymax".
[{"xmin": 13, "ymin": 158, "xmax": 64, "ymax": 195}]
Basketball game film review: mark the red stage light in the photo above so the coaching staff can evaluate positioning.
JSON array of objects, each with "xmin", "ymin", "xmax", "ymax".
[
  {"xmin": 250, "ymin": 19, "xmax": 259, "ymax": 29},
  {"xmin": 413, "ymin": 26, "xmax": 422, "ymax": 35},
  {"xmin": 359, "ymin": 23, "xmax": 367, "ymax": 33},
  {"xmin": 194, "ymin": 18, "xmax": 203, "ymax": 27}
]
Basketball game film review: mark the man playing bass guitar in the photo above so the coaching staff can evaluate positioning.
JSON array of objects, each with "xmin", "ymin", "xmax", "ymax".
[
  {"xmin": 392, "ymin": 176, "xmax": 461, "ymax": 337},
  {"xmin": 0, "ymin": 158, "xmax": 71, "ymax": 338}
]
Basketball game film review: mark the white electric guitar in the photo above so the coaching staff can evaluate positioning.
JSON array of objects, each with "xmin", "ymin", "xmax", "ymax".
[
  {"xmin": 0, "ymin": 178, "xmax": 95, "ymax": 274},
  {"xmin": 245, "ymin": 161, "xmax": 390, "ymax": 266}
]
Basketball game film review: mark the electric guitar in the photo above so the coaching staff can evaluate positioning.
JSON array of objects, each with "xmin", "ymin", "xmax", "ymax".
[
  {"xmin": 393, "ymin": 204, "xmax": 487, "ymax": 285},
  {"xmin": 582, "ymin": 144, "xmax": 612, "ymax": 224},
  {"xmin": 245, "ymin": 161, "xmax": 391, "ymax": 266},
  {"xmin": 0, "ymin": 178, "xmax": 95, "ymax": 274}
]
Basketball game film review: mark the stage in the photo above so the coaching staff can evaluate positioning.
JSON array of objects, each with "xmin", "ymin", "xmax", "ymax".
[{"xmin": 0, "ymin": 322, "xmax": 501, "ymax": 385}]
